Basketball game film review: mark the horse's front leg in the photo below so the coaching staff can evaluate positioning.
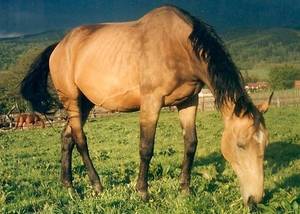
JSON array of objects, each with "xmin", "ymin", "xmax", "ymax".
[
  {"xmin": 177, "ymin": 95, "xmax": 198, "ymax": 194},
  {"xmin": 136, "ymin": 94, "xmax": 162, "ymax": 201}
]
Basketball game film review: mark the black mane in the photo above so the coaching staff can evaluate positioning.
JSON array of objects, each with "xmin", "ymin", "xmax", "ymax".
[{"xmin": 174, "ymin": 6, "xmax": 260, "ymax": 121}]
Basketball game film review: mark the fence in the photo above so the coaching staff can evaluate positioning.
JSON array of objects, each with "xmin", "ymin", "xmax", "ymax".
[
  {"xmin": 1, "ymin": 89, "xmax": 300, "ymax": 121},
  {"xmin": 250, "ymin": 89, "xmax": 300, "ymax": 108},
  {"xmin": 197, "ymin": 89, "xmax": 300, "ymax": 112}
]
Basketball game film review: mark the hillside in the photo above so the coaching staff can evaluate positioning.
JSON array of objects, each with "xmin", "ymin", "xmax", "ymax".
[
  {"xmin": 0, "ymin": 30, "xmax": 65, "ymax": 70},
  {"xmin": 1, "ymin": 27, "xmax": 300, "ymax": 71},
  {"xmin": 225, "ymin": 27, "xmax": 300, "ymax": 71}
]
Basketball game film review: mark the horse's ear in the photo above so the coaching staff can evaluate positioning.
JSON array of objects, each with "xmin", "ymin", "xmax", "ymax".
[
  {"xmin": 256, "ymin": 91, "xmax": 274, "ymax": 113},
  {"xmin": 199, "ymin": 49, "xmax": 208, "ymax": 61}
]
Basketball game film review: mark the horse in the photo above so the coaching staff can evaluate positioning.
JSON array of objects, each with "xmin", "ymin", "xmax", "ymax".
[
  {"xmin": 20, "ymin": 5, "xmax": 273, "ymax": 206},
  {"xmin": 14, "ymin": 113, "xmax": 45, "ymax": 129}
]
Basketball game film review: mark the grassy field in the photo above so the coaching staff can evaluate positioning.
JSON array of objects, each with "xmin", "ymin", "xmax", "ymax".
[{"xmin": 0, "ymin": 107, "xmax": 299, "ymax": 213}]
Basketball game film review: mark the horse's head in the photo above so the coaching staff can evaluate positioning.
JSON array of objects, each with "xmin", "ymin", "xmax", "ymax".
[{"xmin": 221, "ymin": 93, "xmax": 273, "ymax": 206}]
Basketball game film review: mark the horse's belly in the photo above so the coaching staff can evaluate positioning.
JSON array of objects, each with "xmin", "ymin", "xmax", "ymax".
[
  {"xmin": 102, "ymin": 91, "xmax": 141, "ymax": 112},
  {"xmin": 82, "ymin": 86, "xmax": 141, "ymax": 112},
  {"xmin": 164, "ymin": 82, "xmax": 202, "ymax": 106}
]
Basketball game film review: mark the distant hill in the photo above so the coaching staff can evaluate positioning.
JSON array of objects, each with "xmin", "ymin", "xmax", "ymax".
[
  {"xmin": 1, "ymin": 27, "xmax": 300, "ymax": 72},
  {"xmin": 0, "ymin": 30, "xmax": 65, "ymax": 42},
  {"xmin": 0, "ymin": 30, "xmax": 65, "ymax": 70},
  {"xmin": 225, "ymin": 27, "xmax": 300, "ymax": 70}
]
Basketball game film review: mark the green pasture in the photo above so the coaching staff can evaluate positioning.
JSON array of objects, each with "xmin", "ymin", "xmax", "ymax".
[
  {"xmin": 0, "ymin": 107, "xmax": 299, "ymax": 213},
  {"xmin": 242, "ymin": 63, "xmax": 300, "ymax": 81}
]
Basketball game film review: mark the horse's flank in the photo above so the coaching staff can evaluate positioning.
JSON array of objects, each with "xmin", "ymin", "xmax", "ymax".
[{"xmin": 49, "ymin": 6, "xmax": 203, "ymax": 112}]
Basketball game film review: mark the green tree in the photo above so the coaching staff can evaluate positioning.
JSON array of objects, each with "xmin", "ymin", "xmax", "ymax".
[
  {"xmin": 269, "ymin": 66, "xmax": 300, "ymax": 89},
  {"xmin": 0, "ymin": 46, "xmax": 44, "ymax": 113},
  {"xmin": 243, "ymin": 70, "xmax": 259, "ymax": 83}
]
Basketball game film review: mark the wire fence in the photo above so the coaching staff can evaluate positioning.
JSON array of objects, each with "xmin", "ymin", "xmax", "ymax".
[
  {"xmin": 1, "ymin": 89, "xmax": 300, "ymax": 130},
  {"xmin": 198, "ymin": 89, "xmax": 300, "ymax": 112}
]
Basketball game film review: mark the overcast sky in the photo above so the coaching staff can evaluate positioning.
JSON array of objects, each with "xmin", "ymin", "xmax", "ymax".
[{"xmin": 1, "ymin": 0, "xmax": 300, "ymax": 36}]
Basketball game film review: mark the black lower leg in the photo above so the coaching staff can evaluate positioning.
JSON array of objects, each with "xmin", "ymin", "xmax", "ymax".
[
  {"xmin": 180, "ymin": 127, "xmax": 197, "ymax": 190},
  {"xmin": 177, "ymin": 96, "xmax": 198, "ymax": 192},
  {"xmin": 61, "ymin": 126, "xmax": 75, "ymax": 187},
  {"xmin": 136, "ymin": 121, "xmax": 157, "ymax": 201},
  {"xmin": 73, "ymin": 131, "xmax": 103, "ymax": 193},
  {"xmin": 136, "ymin": 133, "xmax": 154, "ymax": 191}
]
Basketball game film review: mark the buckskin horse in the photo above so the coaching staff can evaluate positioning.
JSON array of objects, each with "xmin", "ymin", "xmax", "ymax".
[{"xmin": 20, "ymin": 5, "xmax": 273, "ymax": 206}]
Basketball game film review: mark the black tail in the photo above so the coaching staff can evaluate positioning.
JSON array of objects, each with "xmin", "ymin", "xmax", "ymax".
[{"xmin": 20, "ymin": 43, "xmax": 58, "ymax": 113}]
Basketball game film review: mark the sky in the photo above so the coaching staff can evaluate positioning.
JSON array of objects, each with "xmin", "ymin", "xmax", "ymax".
[{"xmin": 1, "ymin": 0, "xmax": 300, "ymax": 37}]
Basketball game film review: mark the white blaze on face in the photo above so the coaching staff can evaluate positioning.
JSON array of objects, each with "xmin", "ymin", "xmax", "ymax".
[{"xmin": 253, "ymin": 129, "xmax": 265, "ymax": 144}]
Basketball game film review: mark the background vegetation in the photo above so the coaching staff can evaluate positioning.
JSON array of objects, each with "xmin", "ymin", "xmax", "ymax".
[
  {"xmin": 0, "ymin": 31, "xmax": 64, "ymax": 113},
  {"xmin": 0, "ymin": 31, "xmax": 64, "ymax": 71},
  {"xmin": 225, "ymin": 28, "xmax": 300, "ymax": 69},
  {"xmin": 269, "ymin": 66, "xmax": 300, "ymax": 89},
  {"xmin": 226, "ymin": 27, "xmax": 300, "ymax": 84}
]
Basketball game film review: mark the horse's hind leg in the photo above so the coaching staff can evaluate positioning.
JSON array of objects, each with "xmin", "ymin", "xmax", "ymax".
[
  {"xmin": 177, "ymin": 95, "xmax": 198, "ymax": 194},
  {"xmin": 61, "ymin": 94, "xmax": 102, "ymax": 194},
  {"xmin": 61, "ymin": 122, "xmax": 75, "ymax": 188}
]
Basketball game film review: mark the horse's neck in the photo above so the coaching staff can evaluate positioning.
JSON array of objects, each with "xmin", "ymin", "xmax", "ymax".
[
  {"xmin": 199, "ymin": 74, "xmax": 250, "ymax": 121},
  {"xmin": 200, "ymin": 80, "xmax": 239, "ymax": 120}
]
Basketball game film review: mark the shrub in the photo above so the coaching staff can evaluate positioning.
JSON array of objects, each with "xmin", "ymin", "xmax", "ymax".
[
  {"xmin": 243, "ymin": 70, "xmax": 259, "ymax": 83},
  {"xmin": 269, "ymin": 66, "xmax": 300, "ymax": 89}
]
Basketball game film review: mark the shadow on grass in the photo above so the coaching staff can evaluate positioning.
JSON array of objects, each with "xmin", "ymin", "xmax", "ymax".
[
  {"xmin": 263, "ymin": 139, "xmax": 300, "ymax": 204},
  {"xmin": 193, "ymin": 152, "xmax": 226, "ymax": 175},
  {"xmin": 265, "ymin": 140, "xmax": 300, "ymax": 173},
  {"xmin": 263, "ymin": 173, "xmax": 300, "ymax": 205},
  {"xmin": 282, "ymin": 173, "xmax": 300, "ymax": 189},
  {"xmin": 193, "ymin": 152, "xmax": 230, "ymax": 193}
]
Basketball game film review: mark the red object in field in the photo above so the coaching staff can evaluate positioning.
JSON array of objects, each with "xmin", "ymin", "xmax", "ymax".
[
  {"xmin": 294, "ymin": 80, "xmax": 300, "ymax": 89},
  {"xmin": 245, "ymin": 82, "xmax": 269, "ymax": 91},
  {"xmin": 14, "ymin": 113, "xmax": 45, "ymax": 129}
]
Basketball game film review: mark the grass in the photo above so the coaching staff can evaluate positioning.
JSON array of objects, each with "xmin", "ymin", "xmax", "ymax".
[
  {"xmin": 0, "ymin": 107, "xmax": 299, "ymax": 213},
  {"xmin": 242, "ymin": 63, "xmax": 300, "ymax": 81}
]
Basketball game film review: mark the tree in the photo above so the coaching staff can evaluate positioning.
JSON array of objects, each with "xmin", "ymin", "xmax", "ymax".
[
  {"xmin": 0, "ymin": 46, "xmax": 45, "ymax": 114},
  {"xmin": 269, "ymin": 66, "xmax": 300, "ymax": 89},
  {"xmin": 243, "ymin": 70, "xmax": 259, "ymax": 83}
]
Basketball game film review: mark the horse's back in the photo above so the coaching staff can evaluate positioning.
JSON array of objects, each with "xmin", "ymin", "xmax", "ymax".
[{"xmin": 49, "ymin": 6, "xmax": 196, "ymax": 111}]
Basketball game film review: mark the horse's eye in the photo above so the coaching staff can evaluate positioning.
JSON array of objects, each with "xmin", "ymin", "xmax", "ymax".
[{"xmin": 237, "ymin": 142, "xmax": 246, "ymax": 149}]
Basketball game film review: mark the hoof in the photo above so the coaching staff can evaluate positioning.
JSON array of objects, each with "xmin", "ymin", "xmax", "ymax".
[
  {"xmin": 180, "ymin": 186, "xmax": 191, "ymax": 196},
  {"xmin": 67, "ymin": 187, "xmax": 79, "ymax": 200},
  {"xmin": 92, "ymin": 183, "xmax": 104, "ymax": 196},
  {"xmin": 137, "ymin": 191, "xmax": 150, "ymax": 202}
]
